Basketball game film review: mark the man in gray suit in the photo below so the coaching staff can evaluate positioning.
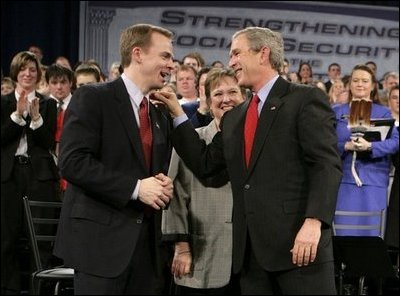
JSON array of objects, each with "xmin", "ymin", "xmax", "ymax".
[{"xmin": 153, "ymin": 27, "xmax": 342, "ymax": 294}]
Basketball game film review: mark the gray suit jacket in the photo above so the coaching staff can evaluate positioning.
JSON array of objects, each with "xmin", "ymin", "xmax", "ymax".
[{"xmin": 162, "ymin": 121, "xmax": 233, "ymax": 288}]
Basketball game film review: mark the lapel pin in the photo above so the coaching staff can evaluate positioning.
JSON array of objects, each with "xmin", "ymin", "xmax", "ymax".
[
  {"xmin": 155, "ymin": 122, "xmax": 160, "ymax": 129},
  {"xmin": 270, "ymin": 106, "xmax": 276, "ymax": 110}
]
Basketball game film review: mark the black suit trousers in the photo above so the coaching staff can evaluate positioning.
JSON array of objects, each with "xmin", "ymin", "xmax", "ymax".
[
  {"xmin": 74, "ymin": 217, "xmax": 166, "ymax": 295},
  {"xmin": 239, "ymin": 237, "xmax": 337, "ymax": 295}
]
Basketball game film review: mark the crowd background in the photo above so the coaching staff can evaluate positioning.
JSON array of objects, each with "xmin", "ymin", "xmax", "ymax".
[{"xmin": 1, "ymin": 1, "xmax": 399, "ymax": 295}]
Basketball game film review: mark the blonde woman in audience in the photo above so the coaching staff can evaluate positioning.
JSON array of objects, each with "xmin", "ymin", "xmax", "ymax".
[
  {"xmin": 162, "ymin": 68, "xmax": 245, "ymax": 295},
  {"xmin": 328, "ymin": 78, "xmax": 345, "ymax": 105},
  {"xmin": 1, "ymin": 77, "xmax": 15, "ymax": 96}
]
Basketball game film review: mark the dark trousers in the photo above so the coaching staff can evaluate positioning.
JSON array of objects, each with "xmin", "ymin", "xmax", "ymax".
[
  {"xmin": 1, "ymin": 160, "xmax": 58, "ymax": 294},
  {"xmin": 74, "ymin": 218, "xmax": 166, "ymax": 295},
  {"xmin": 240, "ymin": 243, "xmax": 337, "ymax": 295}
]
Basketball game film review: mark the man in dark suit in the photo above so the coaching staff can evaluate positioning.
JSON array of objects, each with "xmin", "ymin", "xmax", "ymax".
[
  {"xmin": 324, "ymin": 63, "xmax": 341, "ymax": 93},
  {"xmin": 53, "ymin": 24, "xmax": 174, "ymax": 295},
  {"xmin": 1, "ymin": 51, "xmax": 58, "ymax": 294},
  {"xmin": 154, "ymin": 27, "xmax": 342, "ymax": 294}
]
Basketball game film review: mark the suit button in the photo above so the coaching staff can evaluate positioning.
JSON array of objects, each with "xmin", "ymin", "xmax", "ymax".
[
  {"xmin": 244, "ymin": 184, "xmax": 250, "ymax": 189},
  {"xmin": 136, "ymin": 219, "xmax": 142, "ymax": 224}
]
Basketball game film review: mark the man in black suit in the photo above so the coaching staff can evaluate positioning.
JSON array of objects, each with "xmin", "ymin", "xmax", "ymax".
[
  {"xmin": 154, "ymin": 27, "xmax": 342, "ymax": 294},
  {"xmin": 324, "ymin": 63, "xmax": 341, "ymax": 93},
  {"xmin": 54, "ymin": 24, "xmax": 174, "ymax": 295},
  {"xmin": 1, "ymin": 51, "xmax": 58, "ymax": 294}
]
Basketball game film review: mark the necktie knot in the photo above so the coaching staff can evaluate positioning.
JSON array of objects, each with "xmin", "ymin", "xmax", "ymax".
[{"xmin": 57, "ymin": 100, "xmax": 64, "ymax": 114}]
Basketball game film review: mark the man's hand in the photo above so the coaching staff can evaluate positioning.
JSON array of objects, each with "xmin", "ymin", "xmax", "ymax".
[
  {"xmin": 151, "ymin": 91, "xmax": 185, "ymax": 118},
  {"xmin": 290, "ymin": 218, "xmax": 321, "ymax": 266},
  {"xmin": 138, "ymin": 173, "xmax": 173, "ymax": 210}
]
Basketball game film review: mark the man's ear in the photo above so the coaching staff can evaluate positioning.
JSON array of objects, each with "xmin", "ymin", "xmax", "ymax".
[{"xmin": 132, "ymin": 47, "xmax": 142, "ymax": 64}]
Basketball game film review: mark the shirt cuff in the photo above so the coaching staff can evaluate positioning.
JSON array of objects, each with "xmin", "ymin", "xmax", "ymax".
[
  {"xmin": 173, "ymin": 114, "xmax": 189, "ymax": 128},
  {"xmin": 10, "ymin": 111, "xmax": 27, "ymax": 126},
  {"xmin": 29, "ymin": 115, "xmax": 43, "ymax": 130},
  {"xmin": 132, "ymin": 180, "xmax": 140, "ymax": 200}
]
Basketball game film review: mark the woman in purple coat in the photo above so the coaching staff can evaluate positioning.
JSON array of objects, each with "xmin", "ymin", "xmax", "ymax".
[{"xmin": 333, "ymin": 65, "xmax": 399, "ymax": 236}]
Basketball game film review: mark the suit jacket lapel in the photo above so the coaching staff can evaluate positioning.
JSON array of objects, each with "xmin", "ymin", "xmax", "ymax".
[
  {"xmin": 246, "ymin": 77, "xmax": 289, "ymax": 173},
  {"xmin": 114, "ymin": 78, "xmax": 148, "ymax": 171}
]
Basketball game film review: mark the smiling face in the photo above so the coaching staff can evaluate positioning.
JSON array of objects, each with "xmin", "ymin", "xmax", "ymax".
[
  {"xmin": 139, "ymin": 32, "xmax": 173, "ymax": 93},
  {"xmin": 17, "ymin": 61, "xmax": 38, "ymax": 92},
  {"xmin": 209, "ymin": 76, "xmax": 244, "ymax": 121},
  {"xmin": 229, "ymin": 34, "xmax": 261, "ymax": 90}
]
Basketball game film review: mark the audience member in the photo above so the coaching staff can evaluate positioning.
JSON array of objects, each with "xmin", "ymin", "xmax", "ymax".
[
  {"xmin": 45, "ymin": 64, "xmax": 74, "ymax": 199},
  {"xmin": 328, "ymin": 78, "xmax": 345, "ymax": 105},
  {"xmin": 182, "ymin": 52, "xmax": 204, "ymax": 72},
  {"xmin": 36, "ymin": 64, "xmax": 50, "ymax": 96},
  {"xmin": 176, "ymin": 64, "xmax": 198, "ymax": 105},
  {"xmin": 280, "ymin": 58, "xmax": 290, "ymax": 81},
  {"xmin": 162, "ymin": 68, "xmax": 245, "ymax": 295},
  {"xmin": 333, "ymin": 65, "xmax": 399, "ymax": 236},
  {"xmin": 55, "ymin": 56, "xmax": 72, "ymax": 70},
  {"xmin": 74, "ymin": 63, "xmax": 101, "ymax": 88},
  {"xmin": 297, "ymin": 62, "xmax": 314, "ymax": 85},
  {"xmin": 324, "ymin": 63, "xmax": 341, "ymax": 93},
  {"xmin": 108, "ymin": 61, "xmax": 121, "ymax": 81},
  {"xmin": 1, "ymin": 77, "xmax": 15, "ymax": 96},
  {"xmin": 379, "ymin": 72, "xmax": 399, "ymax": 106},
  {"xmin": 365, "ymin": 61, "xmax": 383, "ymax": 89},
  {"xmin": 385, "ymin": 84, "xmax": 399, "ymax": 250},
  {"xmin": 211, "ymin": 60, "xmax": 224, "ymax": 68},
  {"xmin": 182, "ymin": 66, "xmax": 213, "ymax": 128},
  {"xmin": 1, "ymin": 51, "xmax": 58, "ymax": 294},
  {"xmin": 28, "ymin": 45, "xmax": 44, "ymax": 64}
]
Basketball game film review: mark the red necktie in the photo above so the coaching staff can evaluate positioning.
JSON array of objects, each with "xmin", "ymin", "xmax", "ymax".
[
  {"xmin": 139, "ymin": 97, "xmax": 153, "ymax": 171},
  {"xmin": 244, "ymin": 94, "xmax": 260, "ymax": 168}
]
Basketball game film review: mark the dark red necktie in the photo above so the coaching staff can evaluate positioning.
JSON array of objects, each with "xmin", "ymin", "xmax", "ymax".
[
  {"xmin": 139, "ymin": 97, "xmax": 153, "ymax": 171},
  {"xmin": 244, "ymin": 94, "xmax": 260, "ymax": 168}
]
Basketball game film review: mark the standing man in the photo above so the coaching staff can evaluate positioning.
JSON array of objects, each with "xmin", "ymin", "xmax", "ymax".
[
  {"xmin": 324, "ymin": 63, "xmax": 341, "ymax": 93},
  {"xmin": 154, "ymin": 27, "xmax": 342, "ymax": 294},
  {"xmin": 54, "ymin": 24, "xmax": 174, "ymax": 295},
  {"xmin": 45, "ymin": 64, "xmax": 74, "ymax": 199}
]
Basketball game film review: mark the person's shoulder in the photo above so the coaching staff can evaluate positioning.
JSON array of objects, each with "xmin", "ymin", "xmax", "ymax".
[{"xmin": 372, "ymin": 102, "xmax": 391, "ymax": 117}]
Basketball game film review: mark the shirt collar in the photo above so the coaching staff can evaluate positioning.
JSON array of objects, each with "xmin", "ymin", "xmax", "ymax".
[
  {"xmin": 121, "ymin": 73, "xmax": 146, "ymax": 106},
  {"xmin": 255, "ymin": 75, "xmax": 280, "ymax": 104}
]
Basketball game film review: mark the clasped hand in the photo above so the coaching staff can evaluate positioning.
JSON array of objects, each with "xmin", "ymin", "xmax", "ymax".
[
  {"xmin": 345, "ymin": 136, "xmax": 371, "ymax": 152},
  {"xmin": 138, "ymin": 173, "xmax": 173, "ymax": 210}
]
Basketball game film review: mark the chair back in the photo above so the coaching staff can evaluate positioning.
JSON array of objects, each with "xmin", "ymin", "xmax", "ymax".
[{"xmin": 22, "ymin": 196, "xmax": 62, "ymax": 271}]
